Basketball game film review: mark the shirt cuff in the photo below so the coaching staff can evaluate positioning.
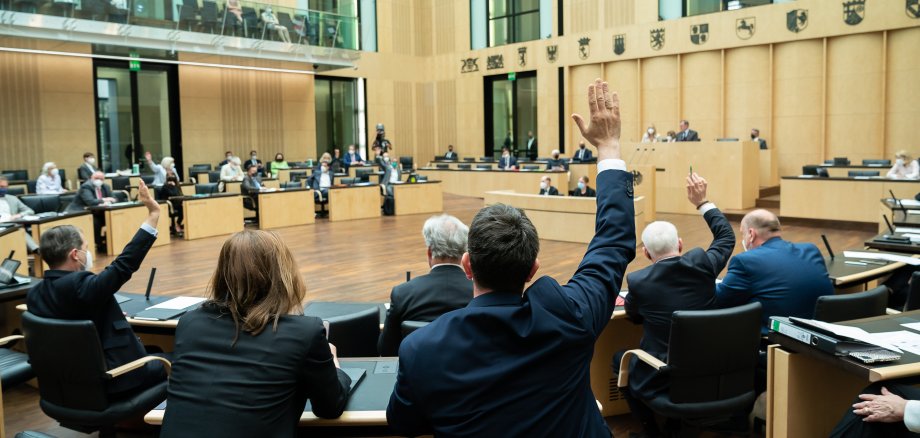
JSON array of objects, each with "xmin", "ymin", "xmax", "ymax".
[
  {"xmin": 597, "ymin": 159, "xmax": 627, "ymax": 174},
  {"xmin": 698, "ymin": 202, "xmax": 717, "ymax": 215},
  {"xmin": 905, "ymin": 400, "xmax": 920, "ymax": 432},
  {"xmin": 140, "ymin": 222, "xmax": 158, "ymax": 238}
]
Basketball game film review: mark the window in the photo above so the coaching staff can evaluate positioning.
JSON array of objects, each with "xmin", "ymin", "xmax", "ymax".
[
  {"xmin": 488, "ymin": 0, "xmax": 540, "ymax": 47},
  {"xmin": 659, "ymin": 0, "xmax": 781, "ymax": 20}
]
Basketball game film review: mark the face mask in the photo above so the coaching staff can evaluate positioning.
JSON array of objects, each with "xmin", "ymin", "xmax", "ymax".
[
  {"xmin": 580, "ymin": 145, "xmax": 585, "ymax": 149},
  {"xmin": 251, "ymin": 155, "xmax": 257, "ymax": 160},
  {"xmin": 751, "ymin": 134, "xmax": 757, "ymax": 140},
  {"xmin": 322, "ymin": 167, "xmax": 329, "ymax": 173},
  {"xmin": 503, "ymin": 153, "xmax": 509, "ymax": 158},
  {"xmin": 897, "ymin": 158, "xmax": 905, "ymax": 166},
  {"xmin": 87, "ymin": 157, "xmax": 95, "ymax": 165},
  {"xmin": 92, "ymin": 179, "xmax": 103, "ymax": 188},
  {"xmin": 50, "ymin": 168, "xmax": 59, "ymax": 176},
  {"xmin": 0, "ymin": 188, "xmax": 7, "ymax": 197},
  {"xmin": 553, "ymin": 155, "xmax": 559, "ymax": 160},
  {"xmin": 577, "ymin": 182, "xmax": 585, "ymax": 190},
  {"xmin": 384, "ymin": 157, "xmax": 390, "ymax": 163},
  {"xmin": 648, "ymin": 128, "xmax": 655, "ymax": 134},
  {"xmin": 276, "ymin": 157, "xmax": 283, "ymax": 162},
  {"xmin": 226, "ymin": 156, "xmax": 232, "ymax": 160},
  {"xmin": 741, "ymin": 234, "xmax": 750, "ymax": 252},
  {"xmin": 540, "ymin": 182, "xmax": 548, "ymax": 190},
  {"xmin": 79, "ymin": 249, "xmax": 93, "ymax": 271}
]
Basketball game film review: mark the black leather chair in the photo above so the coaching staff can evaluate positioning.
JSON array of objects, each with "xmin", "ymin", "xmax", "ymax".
[
  {"xmin": 207, "ymin": 171, "xmax": 221, "ymax": 183},
  {"xmin": 112, "ymin": 191, "xmax": 128, "ymax": 203},
  {"xmin": 814, "ymin": 286, "xmax": 889, "ymax": 323},
  {"xmin": 282, "ymin": 181, "xmax": 302, "ymax": 189},
  {"xmin": 436, "ymin": 163, "xmax": 449, "ymax": 169},
  {"xmin": 140, "ymin": 175, "xmax": 155, "ymax": 185},
  {"xmin": 110, "ymin": 176, "xmax": 130, "ymax": 191},
  {"xmin": 523, "ymin": 165, "xmax": 539, "ymax": 170},
  {"xmin": 618, "ymin": 302, "xmax": 762, "ymax": 435},
  {"xmin": 289, "ymin": 171, "xmax": 308, "ymax": 183},
  {"xmin": 863, "ymin": 159, "xmax": 891, "ymax": 166},
  {"xmin": 476, "ymin": 164, "xmax": 492, "ymax": 170},
  {"xmin": 458, "ymin": 164, "xmax": 471, "ymax": 170},
  {"xmin": 847, "ymin": 171, "xmax": 880, "ymax": 177},
  {"xmin": 340, "ymin": 177, "xmax": 358, "ymax": 185},
  {"xmin": 6, "ymin": 187, "xmax": 25, "ymax": 196},
  {"xmin": 355, "ymin": 169, "xmax": 374, "ymax": 183},
  {"xmin": 325, "ymin": 307, "xmax": 379, "ymax": 358},
  {"xmin": 904, "ymin": 272, "xmax": 920, "ymax": 312},
  {"xmin": 200, "ymin": 0, "xmax": 219, "ymax": 33},
  {"xmin": 177, "ymin": 3, "xmax": 199, "ymax": 31},
  {"xmin": 400, "ymin": 320, "xmax": 429, "ymax": 339},
  {"xmin": 21, "ymin": 312, "xmax": 170, "ymax": 437},
  {"xmin": 462, "ymin": 157, "xmax": 475, "ymax": 162},
  {"xmin": 0, "ymin": 333, "xmax": 33, "ymax": 391},
  {"xmin": 2, "ymin": 170, "xmax": 28, "ymax": 181},
  {"xmin": 20, "ymin": 195, "xmax": 61, "ymax": 214},
  {"xmin": 58, "ymin": 193, "xmax": 76, "ymax": 212},
  {"xmin": 26, "ymin": 180, "xmax": 37, "ymax": 194},
  {"xmin": 241, "ymin": 6, "xmax": 259, "ymax": 37},
  {"xmin": 195, "ymin": 183, "xmax": 219, "ymax": 195}
]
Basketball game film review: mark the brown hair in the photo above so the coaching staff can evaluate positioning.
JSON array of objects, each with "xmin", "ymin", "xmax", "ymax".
[{"xmin": 206, "ymin": 230, "xmax": 306, "ymax": 343}]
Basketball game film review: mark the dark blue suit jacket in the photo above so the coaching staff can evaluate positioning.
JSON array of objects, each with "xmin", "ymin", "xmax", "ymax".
[
  {"xmin": 387, "ymin": 168, "xmax": 636, "ymax": 437},
  {"xmin": 343, "ymin": 152, "xmax": 362, "ymax": 169},
  {"xmin": 499, "ymin": 155, "xmax": 518, "ymax": 169},
  {"xmin": 714, "ymin": 237, "xmax": 833, "ymax": 334}
]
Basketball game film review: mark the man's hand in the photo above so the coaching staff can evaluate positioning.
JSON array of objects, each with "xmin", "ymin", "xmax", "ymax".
[
  {"xmin": 11, "ymin": 214, "xmax": 21, "ymax": 220},
  {"xmin": 137, "ymin": 180, "xmax": 160, "ymax": 216},
  {"xmin": 329, "ymin": 343, "xmax": 341, "ymax": 369},
  {"xmin": 144, "ymin": 151, "xmax": 152, "ymax": 162},
  {"xmin": 572, "ymin": 78, "xmax": 621, "ymax": 161},
  {"xmin": 686, "ymin": 173, "xmax": 708, "ymax": 207},
  {"xmin": 854, "ymin": 387, "xmax": 908, "ymax": 423}
]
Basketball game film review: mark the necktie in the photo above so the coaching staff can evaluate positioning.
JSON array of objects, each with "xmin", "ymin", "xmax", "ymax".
[{"xmin": 96, "ymin": 187, "xmax": 102, "ymax": 199}]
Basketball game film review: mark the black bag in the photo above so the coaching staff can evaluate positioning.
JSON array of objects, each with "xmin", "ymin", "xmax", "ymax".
[{"xmin": 382, "ymin": 195, "xmax": 395, "ymax": 216}]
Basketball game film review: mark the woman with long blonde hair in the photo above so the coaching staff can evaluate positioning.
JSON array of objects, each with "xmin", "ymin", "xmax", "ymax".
[{"xmin": 161, "ymin": 230, "xmax": 350, "ymax": 437}]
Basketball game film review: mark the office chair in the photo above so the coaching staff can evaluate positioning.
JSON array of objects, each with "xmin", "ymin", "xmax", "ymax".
[
  {"xmin": 278, "ymin": 11, "xmax": 297, "ymax": 42},
  {"xmin": 833, "ymin": 157, "xmax": 851, "ymax": 166},
  {"xmin": 802, "ymin": 165, "xmax": 820, "ymax": 176},
  {"xmin": 20, "ymin": 195, "xmax": 61, "ymax": 214},
  {"xmin": 58, "ymin": 193, "xmax": 76, "ymax": 212},
  {"xmin": 862, "ymin": 159, "xmax": 891, "ymax": 166},
  {"xmin": 476, "ymin": 164, "xmax": 492, "ymax": 170},
  {"xmin": 199, "ymin": 1, "xmax": 219, "ymax": 33},
  {"xmin": 355, "ymin": 169, "xmax": 374, "ymax": 183},
  {"xmin": 618, "ymin": 302, "xmax": 762, "ymax": 436},
  {"xmin": 177, "ymin": 4, "xmax": 198, "ymax": 31},
  {"xmin": 399, "ymin": 156, "xmax": 414, "ymax": 172},
  {"xmin": 112, "ymin": 192, "xmax": 128, "ymax": 203},
  {"xmin": 25, "ymin": 180, "xmax": 37, "ymax": 194},
  {"xmin": 110, "ymin": 176, "xmax": 130, "ymax": 191},
  {"xmin": 281, "ymin": 181, "xmax": 302, "ymax": 189},
  {"xmin": 814, "ymin": 286, "xmax": 888, "ymax": 323},
  {"xmin": 2, "ymin": 170, "xmax": 28, "ymax": 181},
  {"xmin": 207, "ymin": 171, "xmax": 221, "ymax": 184},
  {"xmin": 436, "ymin": 163, "xmax": 449, "ymax": 169},
  {"xmin": 463, "ymin": 157, "xmax": 475, "ymax": 162},
  {"xmin": 0, "ymin": 333, "xmax": 34, "ymax": 394},
  {"xmin": 400, "ymin": 320, "xmax": 429, "ymax": 339},
  {"xmin": 241, "ymin": 6, "xmax": 259, "ymax": 38},
  {"xmin": 340, "ymin": 177, "xmax": 358, "ymax": 185},
  {"xmin": 21, "ymin": 312, "xmax": 170, "ymax": 437},
  {"xmin": 195, "ymin": 183, "xmax": 219, "ymax": 195},
  {"xmin": 190, "ymin": 164, "xmax": 212, "ymax": 171},
  {"xmin": 904, "ymin": 272, "xmax": 920, "ymax": 312},
  {"xmin": 6, "ymin": 187, "xmax": 25, "ymax": 196},
  {"xmin": 523, "ymin": 165, "xmax": 539, "ymax": 170},
  {"xmin": 140, "ymin": 175, "xmax": 155, "ymax": 185},
  {"xmin": 325, "ymin": 307, "xmax": 379, "ymax": 357},
  {"xmin": 457, "ymin": 164, "xmax": 471, "ymax": 170},
  {"xmin": 289, "ymin": 171, "xmax": 308, "ymax": 183},
  {"xmin": 847, "ymin": 171, "xmax": 880, "ymax": 177}
]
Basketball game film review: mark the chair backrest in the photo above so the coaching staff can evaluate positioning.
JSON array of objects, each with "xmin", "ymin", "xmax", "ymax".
[
  {"xmin": 179, "ymin": 4, "xmax": 197, "ymax": 20},
  {"xmin": 191, "ymin": 163, "xmax": 212, "ymax": 171},
  {"xmin": 355, "ymin": 169, "xmax": 373, "ymax": 183},
  {"xmin": 523, "ymin": 165, "xmax": 539, "ymax": 170},
  {"xmin": 814, "ymin": 286, "xmax": 888, "ymax": 323},
  {"xmin": 325, "ymin": 307, "xmax": 379, "ymax": 358},
  {"xmin": 802, "ymin": 165, "xmax": 819, "ymax": 176},
  {"xmin": 200, "ymin": 1, "xmax": 218, "ymax": 22},
  {"xmin": 6, "ymin": 187, "xmax": 24, "ymax": 196},
  {"xmin": 458, "ymin": 164, "xmax": 471, "ymax": 170},
  {"xmin": 476, "ymin": 164, "xmax": 491, "ymax": 170},
  {"xmin": 112, "ymin": 191, "xmax": 128, "ymax": 202},
  {"xmin": 58, "ymin": 193, "xmax": 76, "ymax": 212},
  {"xmin": 462, "ymin": 157, "xmax": 475, "ymax": 162},
  {"xmin": 833, "ymin": 157, "xmax": 850, "ymax": 166},
  {"xmin": 905, "ymin": 272, "xmax": 920, "ymax": 312},
  {"xmin": 20, "ymin": 195, "xmax": 61, "ymax": 214},
  {"xmin": 289, "ymin": 171, "xmax": 308, "ymax": 182},
  {"xmin": 111, "ymin": 176, "xmax": 130, "ymax": 190},
  {"xmin": 400, "ymin": 320, "xmax": 429, "ymax": 338},
  {"xmin": 666, "ymin": 302, "xmax": 762, "ymax": 404},
  {"xmin": 399, "ymin": 156, "xmax": 413, "ymax": 171},
  {"xmin": 207, "ymin": 171, "xmax": 221, "ymax": 183},
  {"xmin": 340, "ymin": 177, "xmax": 357, "ymax": 185},
  {"xmin": 2, "ymin": 170, "xmax": 28, "ymax": 181},
  {"xmin": 195, "ymin": 183, "xmax": 219, "ymax": 195},
  {"xmin": 21, "ymin": 312, "xmax": 110, "ymax": 411},
  {"xmin": 278, "ymin": 11, "xmax": 294, "ymax": 28},
  {"xmin": 281, "ymin": 181, "xmax": 302, "ymax": 189},
  {"xmin": 140, "ymin": 175, "xmax": 155, "ymax": 185},
  {"xmin": 435, "ymin": 163, "xmax": 448, "ymax": 169},
  {"xmin": 479, "ymin": 156, "xmax": 494, "ymax": 162},
  {"xmin": 847, "ymin": 171, "xmax": 880, "ymax": 177},
  {"xmin": 26, "ymin": 180, "xmax": 37, "ymax": 194},
  {"xmin": 862, "ymin": 159, "xmax": 891, "ymax": 166}
]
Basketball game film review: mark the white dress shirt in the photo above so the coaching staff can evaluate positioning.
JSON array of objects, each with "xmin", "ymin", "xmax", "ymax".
[
  {"xmin": 887, "ymin": 161, "xmax": 920, "ymax": 179},
  {"xmin": 906, "ymin": 400, "xmax": 920, "ymax": 432},
  {"xmin": 36, "ymin": 174, "xmax": 64, "ymax": 194},
  {"xmin": 319, "ymin": 172, "xmax": 332, "ymax": 189}
]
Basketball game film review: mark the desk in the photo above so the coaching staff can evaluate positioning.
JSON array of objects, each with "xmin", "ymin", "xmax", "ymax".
[
  {"xmin": 767, "ymin": 311, "xmax": 920, "ymax": 437},
  {"xmin": 391, "ymin": 182, "xmax": 443, "ymax": 216},
  {"xmin": 276, "ymin": 167, "xmax": 312, "ymax": 183},
  {"xmin": 761, "ymin": 147, "xmax": 779, "ymax": 187},
  {"xmin": 825, "ymin": 253, "xmax": 909, "ymax": 292},
  {"xmin": 568, "ymin": 162, "xmax": 598, "ymax": 192},
  {"xmin": 818, "ymin": 164, "xmax": 891, "ymax": 178},
  {"xmin": 328, "ymin": 185, "xmax": 381, "ymax": 222},
  {"xmin": 223, "ymin": 180, "xmax": 242, "ymax": 194},
  {"xmin": 15, "ymin": 212, "xmax": 93, "ymax": 276},
  {"xmin": 781, "ymin": 177, "xmax": 920, "ymax": 223},
  {"xmin": 864, "ymin": 233, "xmax": 920, "ymax": 254},
  {"xmin": 179, "ymin": 183, "xmax": 195, "ymax": 196},
  {"xmin": 881, "ymin": 199, "xmax": 920, "ymax": 232},
  {"xmin": 416, "ymin": 168, "xmax": 569, "ymax": 198},
  {"xmin": 256, "ymin": 188, "xmax": 315, "ymax": 229},
  {"xmin": 89, "ymin": 202, "xmax": 171, "ymax": 256},
  {"xmin": 0, "ymin": 225, "xmax": 28, "ymax": 276},
  {"xmin": 170, "ymin": 194, "xmax": 243, "ymax": 240}
]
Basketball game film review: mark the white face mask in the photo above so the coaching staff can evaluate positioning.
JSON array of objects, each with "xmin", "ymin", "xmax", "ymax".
[
  {"xmin": 648, "ymin": 128, "xmax": 655, "ymax": 134},
  {"xmin": 897, "ymin": 158, "xmax": 905, "ymax": 166},
  {"xmin": 577, "ymin": 182, "xmax": 585, "ymax": 190},
  {"xmin": 251, "ymin": 155, "xmax": 257, "ymax": 160},
  {"xmin": 87, "ymin": 157, "xmax": 96, "ymax": 165},
  {"xmin": 741, "ymin": 231, "xmax": 751, "ymax": 252},
  {"xmin": 79, "ymin": 249, "xmax": 93, "ymax": 271},
  {"xmin": 92, "ymin": 179, "xmax": 103, "ymax": 188},
  {"xmin": 503, "ymin": 153, "xmax": 509, "ymax": 158},
  {"xmin": 384, "ymin": 157, "xmax": 390, "ymax": 163},
  {"xmin": 50, "ymin": 168, "xmax": 59, "ymax": 176},
  {"xmin": 540, "ymin": 181, "xmax": 548, "ymax": 190}
]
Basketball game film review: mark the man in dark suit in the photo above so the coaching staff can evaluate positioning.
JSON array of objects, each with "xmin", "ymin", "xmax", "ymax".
[
  {"xmin": 526, "ymin": 130, "xmax": 538, "ymax": 160},
  {"xmin": 343, "ymin": 144, "xmax": 363, "ymax": 170},
  {"xmin": 387, "ymin": 78, "xmax": 635, "ymax": 437},
  {"xmin": 571, "ymin": 176, "xmax": 597, "ymax": 197},
  {"xmin": 573, "ymin": 141, "xmax": 594, "ymax": 161},
  {"xmin": 546, "ymin": 149, "xmax": 568, "ymax": 171},
  {"xmin": 68, "ymin": 171, "xmax": 118, "ymax": 249},
  {"xmin": 499, "ymin": 147, "xmax": 518, "ymax": 170},
  {"xmin": 27, "ymin": 181, "xmax": 167, "ymax": 397},
  {"xmin": 714, "ymin": 208, "xmax": 834, "ymax": 334},
  {"xmin": 615, "ymin": 172, "xmax": 735, "ymax": 436},
  {"xmin": 538, "ymin": 175, "xmax": 559, "ymax": 196},
  {"xmin": 244, "ymin": 150, "xmax": 263, "ymax": 174},
  {"xmin": 78, "ymin": 152, "xmax": 96, "ymax": 182},
  {"xmin": 218, "ymin": 150, "xmax": 233, "ymax": 168},
  {"xmin": 444, "ymin": 145, "xmax": 457, "ymax": 160},
  {"xmin": 675, "ymin": 120, "xmax": 700, "ymax": 142},
  {"xmin": 751, "ymin": 128, "xmax": 768, "ymax": 149},
  {"xmin": 378, "ymin": 214, "xmax": 473, "ymax": 356}
]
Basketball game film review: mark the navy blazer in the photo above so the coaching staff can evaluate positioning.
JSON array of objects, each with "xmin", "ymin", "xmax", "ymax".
[
  {"xmin": 67, "ymin": 181, "xmax": 114, "ymax": 212},
  {"xmin": 623, "ymin": 207, "xmax": 734, "ymax": 399},
  {"xmin": 573, "ymin": 147, "xmax": 594, "ymax": 161},
  {"xmin": 675, "ymin": 129, "xmax": 700, "ymax": 142},
  {"xmin": 539, "ymin": 186, "xmax": 559, "ymax": 196},
  {"xmin": 387, "ymin": 168, "xmax": 635, "ymax": 437},
  {"xmin": 715, "ymin": 237, "xmax": 834, "ymax": 334},
  {"xmin": 26, "ymin": 228, "xmax": 158, "ymax": 394},
  {"xmin": 377, "ymin": 265, "xmax": 473, "ymax": 356},
  {"xmin": 343, "ymin": 152, "xmax": 362, "ymax": 169},
  {"xmin": 499, "ymin": 155, "xmax": 518, "ymax": 169}
]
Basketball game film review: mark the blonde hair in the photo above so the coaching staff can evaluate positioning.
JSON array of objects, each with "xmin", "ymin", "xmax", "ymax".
[
  {"xmin": 320, "ymin": 152, "xmax": 332, "ymax": 163},
  {"xmin": 206, "ymin": 230, "xmax": 306, "ymax": 343},
  {"xmin": 896, "ymin": 150, "xmax": 912, "ymax": 161}
]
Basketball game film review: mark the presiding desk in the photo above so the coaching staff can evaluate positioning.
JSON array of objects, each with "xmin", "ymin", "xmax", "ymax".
[
  {"xmin": 390, "ymin": 181, "xmax": 443, "ymax": 216},
  {"xmin": 628, "ymin": 141, "xmax": 761, "ymax": 214},
  {"xmin": 0, "ymin": 225, "xmax": 28, "ymax": 276},
  {"xmin": 255, "ymin": 188, "xmax": 315, "ymax": 229},
  {"xmin": 767, "ymin": 311, "xmax": 920, "ymax": 437},
  {"xmin": 781, "ymin": 176, "xmax": 920, "ymax": 223},
  {"xmin": 14, "ymin": 212, "xmax": 93, "ymax": 277},
  {"xmin": 89, "ymin": 202, "xmax": 171, "ymax": 256},
  {"xmin": 328, "ymin": 184, "xmax": 381, "ymax": 222},
  {"xmin": 168, "ymin": 193, "xmax": 243, "ymax": 240},
  {"xmin": 416, "ymin": 168, "xmax": 568, "ymax": 198}
]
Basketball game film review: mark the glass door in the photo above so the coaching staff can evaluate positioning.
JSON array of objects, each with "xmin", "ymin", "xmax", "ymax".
[
  {"xmin": 484, "ymin": 71, "xmax": 537, "ymax": 159},
  {"xmin": 315, "ymin": 76, "xmax": 358, "ymax": 159}
]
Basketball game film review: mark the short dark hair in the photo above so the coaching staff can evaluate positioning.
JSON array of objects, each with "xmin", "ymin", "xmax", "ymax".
[
  {"xmin": 40, "ymin": 225, "xmax": 84, "ymax": 268},
  {"xmin": 467, "ymin": 204, "xmax": 539, "ymax": 293},
  {"xmin": 83, "ymin": 152, "xmax": 94, "ymax": 159}
]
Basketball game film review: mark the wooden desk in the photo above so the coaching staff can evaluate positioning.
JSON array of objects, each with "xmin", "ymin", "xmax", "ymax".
[
  {"xmin": 179, "ymin": 183, "xmax": 195, "ymax": 196},
  {"xmin": 391, "ymin": 182, "xmax": 443, "ymax": 216},
  {"xmin": 881, "ymin": 199, "xmax": 920, "ymax": 233},
  {"xmin": 89, "ymin": 202, "xmax": 171, "ymax": 256},
  {"xmin": 818, "ymin": 164, "xmax": 891, "ymax": 178},
  {"xmin": 0, "ymin": 225, "xmax": 28, "ymax": 276},
  {"xmin": 276, "ymin": 167, "xmax": 312, "ymax": 183},
  {"xmin": 328, "ymin": 185, "xmax": 381, "ymax": 222},
  {"xmin": 171, "ymin": 194, "xmax": 243, "ymax": 240},
  {"xmin": 224, "ymin": 180, "xmax": 242, "ymax": 194},
  {"xmin": 15, "ymin": 212, "xmax": 93, "ymax": 276},
  {"xmin": 256, "ymin": 189, "xmax": 315, "ymax": 230},
  {"xmin": 416, "ymin": 168, "xmax": 569, "ymax": 198},
  {"xmin": 781, "ymin": 177, "xmax": 920, "ymax": 223},
  {"xmin": 767, "ymin": 311, "xmax": 920, "ymax": 437},
  {"xmin": 630, "ymin": 141, "xmax": 760, "ymax": 214},
  {"xmin": 483, "ymin": 191, "xmax": 647, "ymax": 244},
  {"xmin": 567, "ymin": 162, "xmax": 598, "ymax": 193},
  {"xmin": 594, "ymin": 308, "xmax": 644, "ymax": 416},
  {"xmin": 630, "ymin": 164, "xmax": 657, "ymax": 222},
  {"xmin": 261, "ymin": 178, "xmax": 281, "ymax": 190},
  {"xmin": 825, "ymin": 253, "xmax": 911, "ymax": 292},
  {"xmin": 104, "ymin": 175, "xmax": 141, "ymax": 190},
  {"xmin": 761, "ymin": 147, "xmax": 779, "ymax": 187},
  {"xmin": 864, "ymin": 233, "xmax": 920, "ymax": 254}
]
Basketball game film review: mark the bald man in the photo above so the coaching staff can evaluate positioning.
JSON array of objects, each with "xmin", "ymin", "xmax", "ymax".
[{"xmin": 714, "ymin": 209, "xmax": 833, "ymax": 334}]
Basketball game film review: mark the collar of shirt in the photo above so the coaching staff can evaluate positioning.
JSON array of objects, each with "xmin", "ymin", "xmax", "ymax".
[{"xmin": 430, "ymin": 263, "xmax": 463, "ymax": 271}]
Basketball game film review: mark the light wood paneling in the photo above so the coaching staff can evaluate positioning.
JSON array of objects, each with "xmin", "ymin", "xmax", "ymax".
[
  {"xmin": 603, "ymin": 60, "xmax": 640, "ymax": 144},
  {"xmin": 640, "ymin": 56, "xmax": 680, "ymax": 140},
  {"xmin": 392, "ymin": 182, "xmax": 444, "ymax": 216},
  {"xmin": 257, "ymin": 189, "xmax": 316, "ymax": 229},
  {"xmin": 885, "ymin": 27, "xmax": 920, "ymax": 159},
  {"xmin": 417, "ymin": 169, "xmax": 569, "ymax": 198},
  {"xmin": 680, "ymin": 51, "xmax": 723, "ymax": 140},
  {"xmin": 725, "ymin": 46, "xmax": 771, "ymax": 142},
  {"xmin": 182, "ymin": 196, "xmax": 244, "ymax": 240},
  {"xmin": 773, "ymin": 40, "xmax": 824, "ymax": 177},
  {"xmin": 825, "ymin": 33, "xmax": 884, "ymax": 163},
  {"xmin": 328, "ymin": 185, "xmax": 382, "ymax": 221},
  {"xmin": 104, "ymin": 205, "xmax": 171, "ymax": 256},
  {"xmin": 781, "ymin": 177, "xmax": 920, "ymax": 223},
  {"xmin": 0, "ymin": 228, "xmax": 28, "ymax": 276}
]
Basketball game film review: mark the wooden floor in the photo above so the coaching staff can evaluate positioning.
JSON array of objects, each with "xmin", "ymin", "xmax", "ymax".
[{"xmin": 2, "ymin": 193, "xmax": 875, "ymax": 437}]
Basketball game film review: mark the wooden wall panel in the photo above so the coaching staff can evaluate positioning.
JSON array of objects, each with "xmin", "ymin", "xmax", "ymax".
[
  {"xmin": 393, "ymin": 81, "xmax": 415, "ymax": 155},
  {"xmin": 568, "ymin": 64, "xmax": 603, "ymax": 149},
  {"xmin": 773, "ymin": 40, "xmax": 824, "ymax": 178},
  {"xmin": 414, "ymin": 0, "xmax": 433, "ymax": 57},
  {"xmin": 434, "ymin": 0, "xmax": 457, "ymax": 55},
  {"xmin": 825, "ymin": 33, "xmax": 884, "ymax": 163},
  {"xmin": 415, "ymin": 82, "xmax": 436, "ymax": 161},
  {"xmin": 603, "ymin": 60, "xmax": 640, "ymax": 144},
  {"xmin": 605, "ymin": 0, "xmax": 636, "ymax": 27},
  {"xmin": 436, "ymin": 80, "xmax": 458, "ymax": 152},
  {"xmin": 885, "ymin": 27, "xmax": 920, "ymax": 159},
  {"xmin": 724, "ymin": 46, "xmax": 771, "ymax": 142},
  {"xmin": 640, "ymin": 56, "xmax": 679, "ymax": 141},
  {"xmin": 680, "ymin": 51, "xmax": 722, "ymax": 141},
  {"xmin": 569, "ymin": 0, "xmax": 600, "ymax": 34},
  {"xmin": 391, "ymin": 0, "xmax": 413, "ymax": 56}
]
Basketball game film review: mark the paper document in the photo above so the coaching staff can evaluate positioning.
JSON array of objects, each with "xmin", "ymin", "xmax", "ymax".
[
  {"xmin": 147, "ymin": 296, "xmax": 205, "ymax": 310},
  {"xmin": 908, "ymin": 211, "xmax": 920, "ymax": 215},
  {"xmin": 867, "ymin": 331, "xmax": 920, "ymax": 356},
  {"xmin": 801, "ymin": 318, "xmax": 903, "ymax": 353},
  {"xmin": 901, "ymin": 322, "xmax": 920, "ymax": 332},
  {"xmin": 899, "ymin": 199, "xmax": 920, "ymax": 207},
  {"xmin": 901, "ymin": 233, "xmax": 920, "ymax": 242},
  {"xmin": 897, "ymin": 227, "xmax": 920, "ymax": 234},
  {"xmin": 843, "ymin": 251, "xmax": 920, "ymax": 266}
]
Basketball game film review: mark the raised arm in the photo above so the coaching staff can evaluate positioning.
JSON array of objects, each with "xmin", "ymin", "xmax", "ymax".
[
  {"xmin": 687, "ymin": 173, "xmax": 735, "ymax": 275},
  {"xmin": 564, "ymin": 79, "xmax": 636, "ymax": 336}
]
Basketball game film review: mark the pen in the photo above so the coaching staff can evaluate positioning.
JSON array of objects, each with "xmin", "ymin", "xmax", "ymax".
[
  {"xmin": 690, "ymin": 165, "xmax": 693, "ymax": 174},
  {"xmin": 845, "ymin": 261, "xmax": 868, "ymax": 266},
  {"xmin": 857, "ymin": 259, "xmax": 887, "ymax": 265}
]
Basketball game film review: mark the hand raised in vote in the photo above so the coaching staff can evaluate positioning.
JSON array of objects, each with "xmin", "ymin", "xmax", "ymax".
[
  {"xmin": 853, "ymin": 387, "xmax": 907, "ymax": 423},
  {"xmin": 144, "ymin": 151, "xmax": 152, "ymax": 162},
  {"xmin": 571, "ymin": 78, "xmax": 621, "ymax": 160},
  {"xmin": 137, "ymin": 180, "xmax": 160, "ymax": 215},
  {"xmin": 686, "ymin": 172, "xmax": 708, "ymax": 207}
]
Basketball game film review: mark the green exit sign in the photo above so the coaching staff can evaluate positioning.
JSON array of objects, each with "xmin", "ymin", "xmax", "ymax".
[
  {"xmin": 507, "ymin": 72, "xmax": 516, "ymax": 81},
  {"xmin": 129, "ymin": 53, "xmax": 141, "ymax": 71}
]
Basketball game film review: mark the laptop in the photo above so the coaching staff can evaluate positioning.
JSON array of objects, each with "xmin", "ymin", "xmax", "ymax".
[{"xmin": 0, "ymin": 252, "xmax": 29, "ymax": 288}]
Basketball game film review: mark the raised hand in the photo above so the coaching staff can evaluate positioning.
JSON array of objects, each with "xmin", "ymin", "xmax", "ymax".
[
  {"xmin": 686, "ymin": 172, "xmax": 708, "ymax": 207},
  {"xmin": 137, "ymin": 180, "xmax": 160, "ymax": 215},
  {"xmin": 144, "ymin": 151, "xmax": 153, "ymax": 162},
  {"xmin": 571, "ymin": 78, "xmax": 621, "ymax": 161}
]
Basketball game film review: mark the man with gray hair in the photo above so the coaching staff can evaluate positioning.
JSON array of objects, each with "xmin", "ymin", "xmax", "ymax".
[
  {"xmin": 377, "ymin": 214, "xmax": 473, "ymax": 356},
  {"xmin": 0, "ymin": 176, "xmax": 40, "ymax": 253},
  {"xmin": 614, "ymin": 172, "xmax": 735, "ymax": 437}
]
